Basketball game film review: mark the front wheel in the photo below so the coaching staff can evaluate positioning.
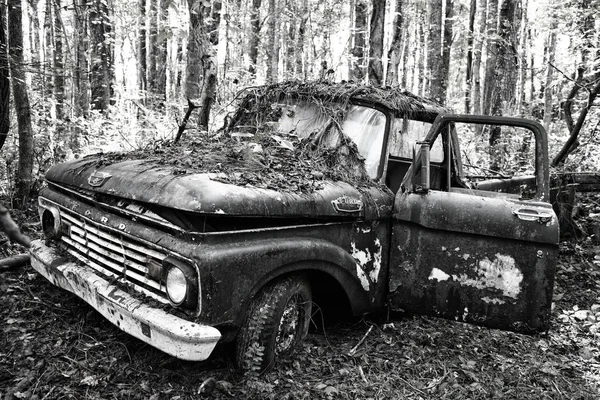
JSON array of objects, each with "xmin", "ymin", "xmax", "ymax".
[{"xmin": 235, "ymin": 275, "xmax": 312, "ymax": 373}]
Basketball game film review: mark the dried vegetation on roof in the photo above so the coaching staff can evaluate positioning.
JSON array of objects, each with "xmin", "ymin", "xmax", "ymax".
[{"xmin": 93, "ymin": 81, "xmax": 445, "ymax": 193}]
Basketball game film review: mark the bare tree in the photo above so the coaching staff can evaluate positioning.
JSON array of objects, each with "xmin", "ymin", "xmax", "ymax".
[
  {"xmin": 350, "ymin": 0, "xmax": 368, "ymax": 81},
  {"xmin": 0, "ymin": 2, "xmax": 9, "ymax": 152},
  {"xmin": 265, "ymin": 0, "xmax": 279, "ymax": 84},
  {"xmin": 426, "ymin": 0, "xmax": 443, "ymax": 102},
  {"xmin": 386, "ymin": 0, "xmax": 405, "ymax": 86},
  {"xmin": 89, "ymin": 0, "xmax": 114, "ymax": 112},
  {"xmin": 465, "ymin": 0, "xmax": 476, "ymax": 112},
  {"xmin": 8, "ymin": 0, "xmax": 34, "ymax": 205},
  {"xmin": 185, "ymin": 0, "xmax": 218, "ymax": 130},
  {"xmin": 368, "ymin": 0, "xmax": 385, "ymax": 86},
  {"xmin": 248, "ymin": 0, "xmax": 261, "ymax": 77}
]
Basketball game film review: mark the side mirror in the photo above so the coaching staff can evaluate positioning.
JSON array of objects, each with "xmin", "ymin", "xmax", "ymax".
[{"xmin": 412, "ymin": 141, "xmax": 430, "ymax": 193}]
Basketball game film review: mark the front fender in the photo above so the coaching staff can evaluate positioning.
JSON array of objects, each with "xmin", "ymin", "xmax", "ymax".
[{"xmin": 193, "ymin": 236, "xmax": 375, "ymax": 328}]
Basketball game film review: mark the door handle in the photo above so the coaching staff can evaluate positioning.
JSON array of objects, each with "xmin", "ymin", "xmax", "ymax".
[{"xmin": 512, "ymin": 209, "xmax": 553, "ymax": 224}]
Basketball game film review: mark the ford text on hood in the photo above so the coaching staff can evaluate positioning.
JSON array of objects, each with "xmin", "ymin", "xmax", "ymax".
[{"xmin": 30, "ymin": 81, "xmax": 559, "ymax": 372}]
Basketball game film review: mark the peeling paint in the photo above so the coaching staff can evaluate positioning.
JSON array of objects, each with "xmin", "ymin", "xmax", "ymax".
[
  {"xmin": 350, "ymin": 242, "xmax": 372, "ymax": 267},
  {"xmin": 462, "ymin": 254, "xmax": 470, "ymax": 260},
  {"xmin": 482, "ymin": 297, "xmax": 506, "ymax": 305},
  {"xmin": 370, "ymin": 239, "xmax": 382, "ymax": 283},
  {"xmin": 453, "ymin": 254, "xmax": 523, "ymax": 298},
  {"xmin": 356, "ymin": 265, "xmax": 370, "ymax": 291},
  {"xmin": 428, "ymin": 268, "xmax": 450, "ymax": 281},
  {"xmin": 351, "ymin": 242, "xmax": 372, "ymax": 291},
  {"xmin": 214, "ymin": 209, "xmax": 225, "ymax": 214}
]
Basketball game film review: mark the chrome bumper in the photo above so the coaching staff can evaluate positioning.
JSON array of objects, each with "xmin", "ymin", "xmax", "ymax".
[{"xmin": 29, "ymin": 240, "xmax": 221, "ymax": 361}]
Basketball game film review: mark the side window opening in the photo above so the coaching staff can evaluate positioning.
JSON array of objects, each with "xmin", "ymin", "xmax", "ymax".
[
  {"xmin": 451, "ymin": 122, "xmax": 538, "ymax": 199},
  {"xmin": 386, "ymin": 116, "xmax": 444, "ymax": 193}
]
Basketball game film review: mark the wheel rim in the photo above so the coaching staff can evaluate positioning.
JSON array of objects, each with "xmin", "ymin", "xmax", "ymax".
[{"xmin": 275, "ymin": 294, "xmax": 302, "ymax": 355}]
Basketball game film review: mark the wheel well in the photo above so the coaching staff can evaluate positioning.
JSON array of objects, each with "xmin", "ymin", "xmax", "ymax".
[{"xmin": 306, "ymin": 270, "xmax": 352, "ymax": 322}]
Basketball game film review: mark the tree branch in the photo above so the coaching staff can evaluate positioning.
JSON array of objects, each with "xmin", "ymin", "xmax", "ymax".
[
  {"xmin": 552, "ymin": 78, "xmax": 600, "ymax": 167},
  {"xmin": 0, "ymin": 203, "xmax": 31, "ymax": 247}
]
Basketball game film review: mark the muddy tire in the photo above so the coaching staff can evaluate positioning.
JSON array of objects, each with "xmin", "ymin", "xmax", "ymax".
[{"xmin": 235, "ymin": 275, "xmax": 312, "ymax": 373}]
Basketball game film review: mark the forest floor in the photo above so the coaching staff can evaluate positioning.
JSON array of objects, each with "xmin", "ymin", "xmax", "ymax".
[{"xmin": 2, "ymin": 198, "xmax": 600, "ymax": 399}]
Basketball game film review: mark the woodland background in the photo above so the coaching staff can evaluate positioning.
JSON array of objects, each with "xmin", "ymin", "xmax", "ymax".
[
  {"xmin": 2, "ymin": 1, "xmax": 600, "ymax": 398},
  {"xmin": 0, "ymin": 0, "xmax": 599, "ymax": 207}
]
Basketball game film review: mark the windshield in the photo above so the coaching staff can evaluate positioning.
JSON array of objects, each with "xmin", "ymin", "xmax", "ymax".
[{"xmin": 277, "ymin": 102, "xmax": 387, "ymax": 178}]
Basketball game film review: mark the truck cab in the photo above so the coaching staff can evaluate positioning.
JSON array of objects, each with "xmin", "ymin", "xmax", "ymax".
[{"xmin": 30, "ymin": 81, "xmax": 558, "ymax": 372}]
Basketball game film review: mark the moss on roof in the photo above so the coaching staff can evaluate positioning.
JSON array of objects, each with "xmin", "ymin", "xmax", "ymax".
[{"xmin": 230, "ymin": 80, "xmax": 449, "ymax": 123}]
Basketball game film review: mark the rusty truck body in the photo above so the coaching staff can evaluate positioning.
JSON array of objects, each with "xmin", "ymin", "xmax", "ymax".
[{"xmin": 29, "ymin": 82, "xmax": 558, "ymax": 371}]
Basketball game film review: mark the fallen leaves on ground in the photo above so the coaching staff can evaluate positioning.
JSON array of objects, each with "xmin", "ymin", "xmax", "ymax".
[{"xmin": 2, "ymin": 200, "xmax": 600, "ymax": 399}]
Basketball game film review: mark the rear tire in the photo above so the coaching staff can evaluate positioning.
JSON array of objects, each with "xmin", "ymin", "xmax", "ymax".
[{"xmin": 235, "ymin": 275, "xmax": 312, "ymax": 373}]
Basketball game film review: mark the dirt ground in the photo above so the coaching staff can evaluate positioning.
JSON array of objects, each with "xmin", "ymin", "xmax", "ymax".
[{"xmin": 2, "ymin": 201, "xmax": 600, "ymax": 399}]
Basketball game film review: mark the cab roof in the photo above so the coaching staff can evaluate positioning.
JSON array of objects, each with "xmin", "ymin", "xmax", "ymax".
[{"xmin": 234, "ymin": 80, "xmax": 450, "ymax": 120}]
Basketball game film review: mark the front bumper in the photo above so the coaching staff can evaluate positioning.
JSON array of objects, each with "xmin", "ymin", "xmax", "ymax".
[{"xmin": 29, "ymin": 240, "xmax": 221, "ymax": 361}]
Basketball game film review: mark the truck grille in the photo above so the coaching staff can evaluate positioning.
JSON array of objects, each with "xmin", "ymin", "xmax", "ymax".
[{"xmin": 59, "ymin": 208, "xmax": 169, "ymax": 303}]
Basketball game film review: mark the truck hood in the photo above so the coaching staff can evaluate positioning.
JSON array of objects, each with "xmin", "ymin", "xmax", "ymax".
[{"xmin": 45, "ymin": 157, "xmax": 393, "ymax": 220}]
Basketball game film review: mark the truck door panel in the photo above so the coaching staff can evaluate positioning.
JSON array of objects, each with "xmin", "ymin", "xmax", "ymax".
[{"xmin": 389, "ymin": 115, "xmax": 558, "ymax": 333}]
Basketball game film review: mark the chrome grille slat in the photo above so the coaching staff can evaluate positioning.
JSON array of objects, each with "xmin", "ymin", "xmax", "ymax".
[
  {"xmin": 64, "ymin": 247, "xmax": 168, "ymax": 303},
  {"xmin": 61, "ymin": 212, "xmax": 165, "ymax": 260},
  {"xmin": 63, "ymin": 236, "xmax": 153, "ymax": 284},
  {"xmin": 57, "ymin": 207, "xmax": 169, "ymax": 302},
  {"xmin": 68, "ymin": 225, "xmax": 149, "ymax": 268}
]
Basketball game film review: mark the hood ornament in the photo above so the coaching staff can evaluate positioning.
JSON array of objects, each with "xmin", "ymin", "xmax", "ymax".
[
  {"xmin": 88, "ymin": 171, "xmax": 112, "ymax": 187},
  {"xmin": 331, "ymin": 196, "xmax": 363, "ymax": 213}
]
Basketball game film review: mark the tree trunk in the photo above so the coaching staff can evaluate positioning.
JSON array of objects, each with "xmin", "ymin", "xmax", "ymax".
[
  {"xmin": 247, "ymin": 0, "xmax": 261, "ymax": 77},
  {"xmin": 148, "ymin": 0, "xmax": 157, "ymax": 92},
  {"xmin": 8, "ymin": 0, "xmax": 34, "ymax": 206},
  {"xmin": 481, "ymin": 0, "xmax": 498, "ymax": 115},
  {"xmin": 138, "ymin": 0, "xmax": 147, "ymax": 93},
  {"xmin": 472, "ymin": 0, "xmax": 486, "ymax": 114},
  {"xmin": 265, "ymin": 0, "xmax": 279, "ymax": 84},
  {"xmin": 53, "ymin": 0, "xmax": 65, "ymax": 120},
  {"xmin": 89, "ymin": 0, "xmax": 114, "ymax": 112},
  {"xmin": 185, "ymin": 0, "xmax": 218, "ymax": 129},
  {"xmin": 488, "ymin": 0, "xmax": 521, "ymax": 171},
  {"xmin": 285, "ymin": 1, "xmax": 296, "ymax": 78},
  {"xmin": 465, "ymin": 0, "xmax": 476, "ymax": 112},
  {"xmin": 186, "ymin": 0, "xmax": 203, "ymax": 98},
  {"xmin": 386, "ymin": 0, "xmax": 404, "ymax": 87},
  {"xmin": 368, "ymin": 0, "xmax": 385, "ymax": 86},
  {"xmin": 400, "ymin": 8, "xmax": 410, "ymax": 88},
  {"xmin": 426, "ymin": 0, "xmax": 443, "ymax": 102},
  {"xmin": 295, "ymin": 0, "xmax": 308, "ymax": 78},
  {"xmin": 0, "ymin": 3, "xmax": 9, "ymax": 151},
  {"xmin": 440, "ymin": 0, "xmax": 454, "ymax": 104},
  {"xmin": 43, "ymin": 0, "xmax": 55, "ymax": 109},
  {"xmin": 351, "ymin": 0, "xmax": 368, "ymax": 82},
  {"xmin": 543, "ymin": 25, "xmax": 557, "ymax": 130},
  {"xmin": 157, "ymin": 0, "xmax": 168, "ymax": 97}
]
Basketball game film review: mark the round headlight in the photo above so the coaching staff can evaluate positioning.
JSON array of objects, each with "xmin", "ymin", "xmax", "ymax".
[
  {"xmin": 41, "ymin": 207, "xmax": 61, "ymax": 238},
  {"xmin": 163, "ymin": 257, "xmax": 199, "ymax": 310},
  {"xmin": 166, "ymin": 267, "xmax": 187, "ymax": 305}
]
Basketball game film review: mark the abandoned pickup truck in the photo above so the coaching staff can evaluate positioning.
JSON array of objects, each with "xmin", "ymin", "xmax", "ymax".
[{"xmin": 30, "ymin": 81, "xmax": 558, "ymax": 372}]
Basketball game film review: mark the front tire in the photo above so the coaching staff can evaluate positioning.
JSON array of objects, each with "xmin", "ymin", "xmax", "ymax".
[{"xmin": 235, "ymin": 275, "xmax": 312, "ymax": 373}]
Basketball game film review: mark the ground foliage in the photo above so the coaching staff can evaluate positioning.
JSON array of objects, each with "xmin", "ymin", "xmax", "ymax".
[{"xmin": 1, "ymin": 197, "xmax": 600, "ymax": 399}]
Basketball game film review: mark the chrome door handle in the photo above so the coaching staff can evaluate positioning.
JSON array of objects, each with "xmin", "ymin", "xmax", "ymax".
[{"xmin": 512, "ymin": 209, "xmax": 553, "ymax": 223}]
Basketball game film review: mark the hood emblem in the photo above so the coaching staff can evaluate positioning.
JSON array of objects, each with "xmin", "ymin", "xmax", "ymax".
[
  {"xmin": 332, "ymin": 196, "xmax": 363, "ymax": 213},
  {"xmin": 88, "ymin": 171, "xmax": 112, "ymax": 187}
]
